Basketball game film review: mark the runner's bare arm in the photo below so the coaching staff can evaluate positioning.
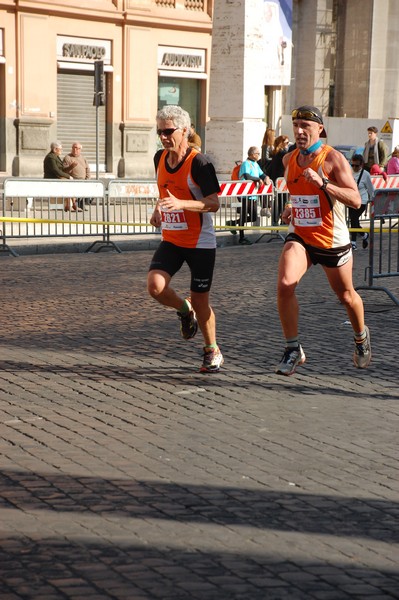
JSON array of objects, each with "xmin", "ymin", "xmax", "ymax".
[
  {"xmin": 149, "ymin": 201, "xmax": 162, "ymax": 227},
  {"xmin": 305, "ymin": 150, "xmax": 361, "ymax": 208},
  {"xmin": 160, "ymin": 190, "xmax": 220, "ymax": 213}
]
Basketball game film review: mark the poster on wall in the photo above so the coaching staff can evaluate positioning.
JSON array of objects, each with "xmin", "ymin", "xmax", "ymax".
[
  {"xmin": 159, "ymin": 83, "xmax": 180, "ymax": 106},
  {"xmin": 263, "ymin": 0, "xmax": 292, "ymax": 86}
]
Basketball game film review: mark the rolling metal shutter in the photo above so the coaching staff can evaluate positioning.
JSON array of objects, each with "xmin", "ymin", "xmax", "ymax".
[{"xmin": 57, "ymin": 71, "xmax": 106, "ymax": 171}]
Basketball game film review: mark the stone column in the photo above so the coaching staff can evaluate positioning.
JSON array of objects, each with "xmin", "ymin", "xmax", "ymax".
[{"xmin": 205, "ymin": 0, "xmax": 266, "ymax": 179}]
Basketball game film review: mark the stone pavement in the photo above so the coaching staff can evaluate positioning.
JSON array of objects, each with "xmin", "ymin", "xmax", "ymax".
[{"xmin": 0, "ymin": 240, "xmax": 398, "ymax": 600}]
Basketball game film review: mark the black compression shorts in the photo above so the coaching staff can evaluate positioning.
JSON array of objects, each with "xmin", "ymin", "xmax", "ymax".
[
  {"xmin": 149, "ymin": 241, "xmax": 216, "ymax": 293},
  {"xmin": 285, "ymin": 233, "xmax": 352, "ymax": 268}
]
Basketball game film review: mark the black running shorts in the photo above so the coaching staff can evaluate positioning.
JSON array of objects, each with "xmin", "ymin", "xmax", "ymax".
[
  {"xmin": 285, "ymin": 233, "xmax": 352, "ymax": 268},
  {"xmin": 149, "ymin": 241, "xmax": 216, "ymax": 293}
]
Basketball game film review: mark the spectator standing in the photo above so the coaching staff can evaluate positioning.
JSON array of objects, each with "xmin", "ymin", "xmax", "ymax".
[
  {"xmin": 386, "ymin": 146, "xmax": 399, "ymax": 174},
  {"xmin": 363, "ymin": 126, "xmax": 388, "ymax": 172},
  {"xmin": 259, "ymin": 127, "xmax": 275, "ymax": 172},
  {"xmin": 276, "ymin": 105, "xmax": 371, "ymax": 376},
  {"xmin": 63, "ymin": 142, "xmax": 91, "ymax": 210},
  {"xmin": 349, "ymin": 154, "xmax": 375, "ymax": 250},
  {"xmin": 43, "ymin": 141, "xmax": 78, "ymax": 212},
  {"xmin": 267, "ymin": 135, "xmax": 290, "ymax": 183},
  {"xmin": 147, "ymin": 105, "xmax": 223, "ymax": 373},
  {"xmin": 226, "ymin": 146, "xmax": 269, "ymax": 245},
  {"xmin": 43, "ymin": 141, "xmax": 74, "ymax": 179},
  {"xmin": 188, "ymin": 123, "xmax": 202, "ymax": 151}
]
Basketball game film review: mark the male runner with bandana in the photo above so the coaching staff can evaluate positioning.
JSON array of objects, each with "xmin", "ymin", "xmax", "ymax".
[{"xmin": 275, "ymin": 105, "xmax": 371, "ymax": 376}]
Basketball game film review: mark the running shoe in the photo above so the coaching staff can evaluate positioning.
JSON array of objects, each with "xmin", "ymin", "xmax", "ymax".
[
  {"xmin": 351, "ymin": 242, "xmax": 357, "ymax": 250},
  {"xmin": 177, "ymin": 298, "xmax": 198, "ymax": 340},
  {"xmin": 362, "ymin": 232, "xmax": 369, "ymax": 249},
  {"xmin": 275, "ymin": 345, "xmax": 306, "ymax": 376},
  {"xmin": 200, "ymin": 347, "xmax": 224, "ymax": 373},
  {"xmin": 353, "ymin": 325, "xmax": 371, "ymax": 369}
]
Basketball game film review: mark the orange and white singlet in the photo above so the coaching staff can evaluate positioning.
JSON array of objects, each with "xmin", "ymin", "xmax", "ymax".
[
  {"xmin": 285, "ymin": 145, "xmax": 350, "ymax": 249},
  {"xmin": 156, "ymin": 149, "xmax": 218, "ymax": 249}
]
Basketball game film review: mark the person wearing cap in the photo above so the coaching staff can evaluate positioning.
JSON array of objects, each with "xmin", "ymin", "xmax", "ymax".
[{"xmin": 275, "ymin": 105, "xmax": 371, "ymax": 376}]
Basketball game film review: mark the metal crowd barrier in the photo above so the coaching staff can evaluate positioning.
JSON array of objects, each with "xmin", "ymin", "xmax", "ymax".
[
  {"xmin": 356, "ymin": 189, "xmax": 399, "ymax": 306},
  {"xmin": 2, "ymin": 177, "xmax": 397, "ymax": 281},
  {"xmin": 1, "ymin": 178, "xmax": 105, "ymax": 255},
  {"xmin": 216, "ymin": 180, "xmax": 278, "ymax": 242},
  {"xmin": 0, "ymin": 177, "xmax": 280, "ymax": 255}
]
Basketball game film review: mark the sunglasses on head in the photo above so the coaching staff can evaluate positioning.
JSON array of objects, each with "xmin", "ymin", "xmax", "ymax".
[
  {"xmin": 157, "ymin": 127, "xmax": 179, "ymax": 137},
  {"xmin": 291, "ymin": 109, "xmax": 322, "ymax": 123}
]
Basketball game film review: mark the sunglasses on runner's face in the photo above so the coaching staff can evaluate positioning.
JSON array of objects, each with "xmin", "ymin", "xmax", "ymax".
[
  {"xmin": 157, "ymin": 128, "xmax": 179, "ymax": 137},
  {"xmin": 291, "ymin": 109, "xmax": 322, "ymax": 122}
]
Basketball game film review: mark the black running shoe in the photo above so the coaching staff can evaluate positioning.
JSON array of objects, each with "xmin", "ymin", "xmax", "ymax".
[{"xmin": 177, "ymin": 298, "xmax": 198, "ymax": 340}]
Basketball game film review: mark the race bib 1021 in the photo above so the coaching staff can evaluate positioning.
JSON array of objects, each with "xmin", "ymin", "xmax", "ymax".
[{"xmin": 161, "ymin": 209, "xmax": 188, "ymax": 230}]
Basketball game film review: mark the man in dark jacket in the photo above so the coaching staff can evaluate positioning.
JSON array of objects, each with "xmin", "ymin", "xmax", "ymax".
[
  {"xmin": 43, "ymin": 141, "xmax": 74, "ymax": 179},
  {"xmin": 43, "ymin": 141, "xmax": 78, "ymax": 211}
]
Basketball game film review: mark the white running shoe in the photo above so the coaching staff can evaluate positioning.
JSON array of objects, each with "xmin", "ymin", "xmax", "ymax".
[
  {"xmin": 275, "ymin": 345, "xmax": 306, "ymax": 376},
  {"xmin": 353, "ymin": 325, "xmax": 371, "ymax": 369},
  {"xmin": 200, "ymin": 347, "xmax": 224, "ymax": 373}
]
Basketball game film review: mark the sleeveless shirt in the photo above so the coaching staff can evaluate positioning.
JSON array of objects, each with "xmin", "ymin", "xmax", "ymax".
[
  {"xmin": 285, "ymin": 145, "xmax": 350, "ymax": 248},
  {"xmin": 156, "ymin": 149, "xmax": 216, "ymax": 249}
]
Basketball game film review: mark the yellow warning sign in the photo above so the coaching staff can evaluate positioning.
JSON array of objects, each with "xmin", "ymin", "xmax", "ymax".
[{"xmin": 381, "ymin": 120, "xmax": 393, "ymax": 134}]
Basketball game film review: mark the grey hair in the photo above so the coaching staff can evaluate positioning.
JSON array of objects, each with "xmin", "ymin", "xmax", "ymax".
[
  {"xmin": 248, "ymin": 146, "xmax": 260, "ymax": 156},
  {"xmin": 156, "ymin": 105, "xmax": 191, "ymax": 138},
  {"xmin": 50, "ymin": 141, "xmax": 62, "ymax": 151}
]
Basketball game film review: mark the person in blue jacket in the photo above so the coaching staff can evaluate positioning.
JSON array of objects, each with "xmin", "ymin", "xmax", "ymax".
[{"xmin": 227, "ymin": 146, "xmax": 269, "ymax": 245}]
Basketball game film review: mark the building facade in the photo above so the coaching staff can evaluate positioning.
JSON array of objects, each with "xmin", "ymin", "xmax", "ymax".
[
  {"xmin": 0, "ymin": 0, "xmax": 213, "ymax": 178},
  {"xmin": 288, "ymin": 0, "xmax": 399, "ymax": 120}
]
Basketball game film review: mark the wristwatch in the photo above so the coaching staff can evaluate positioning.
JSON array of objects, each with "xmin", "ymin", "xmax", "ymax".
[{"xmin": 320, "ymin": 176, "xmax": 329, "ymax": 190}]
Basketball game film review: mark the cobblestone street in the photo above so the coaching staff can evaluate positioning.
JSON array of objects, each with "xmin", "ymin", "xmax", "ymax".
[{"xmin": 0, "ymin": 241, "xmax": 398, "ymax": 599}]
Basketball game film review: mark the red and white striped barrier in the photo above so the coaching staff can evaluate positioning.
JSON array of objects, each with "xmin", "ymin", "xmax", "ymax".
[
  {"xmin": 371, "ymin": 175, "xmax": 399, "ymax": 189},
  {"xmin": 219, "ymin": 180, "xmax": 273, "ymax": 197},
  {"xmin": 275, "ymin": 177, "xmax": 288, "ymax": 192}
]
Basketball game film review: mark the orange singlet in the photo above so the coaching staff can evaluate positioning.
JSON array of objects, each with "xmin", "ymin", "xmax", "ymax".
[
  {"xmin": 285, "ymin": 145, "xmax": 350, "ymax": 249},
  {"xmin": 156, "ymin": 149, "xmax": 216, "ymax": 249}
]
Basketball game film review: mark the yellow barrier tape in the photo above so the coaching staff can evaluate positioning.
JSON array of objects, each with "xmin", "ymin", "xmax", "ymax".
[
  {"xmin": 0, "ymin": 217, "xmax": 390, "ymax": 233},
  {"xmin": 0, "ymin": 216, "xmax": 289, "ymax": 231}
]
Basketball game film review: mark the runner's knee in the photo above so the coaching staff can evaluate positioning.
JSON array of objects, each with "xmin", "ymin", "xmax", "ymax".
[
  {"xmin": 147, "ymin": 273, "xmax": 168, "ymax": 298},
  {"xmin": 277, "ymin": 279, "xmax": 297, "ymax": 298},
  {"xmin": 337, "ymin": 288, "xmax": 358, "ymax": 307}
]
